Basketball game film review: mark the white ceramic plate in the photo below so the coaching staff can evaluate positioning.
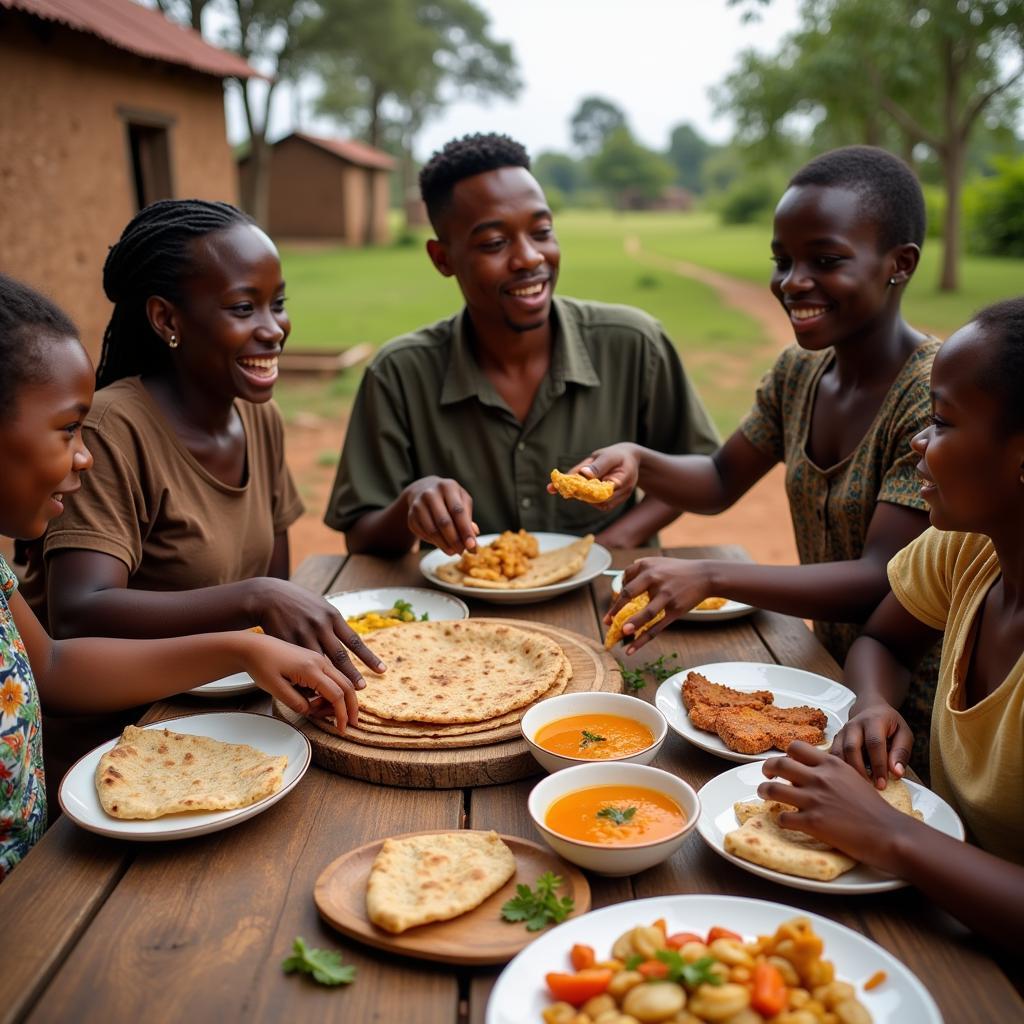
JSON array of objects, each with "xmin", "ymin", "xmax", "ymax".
[
  {"xmin": 656, "ymin": 661, "xmax": 855, "ymax": 764},
  {"xmin": 189, "ymin": 670, "xmax": 259, "ymax": 699},
  {"xmin": 324, "ymin": 586, "xmax": 469, "ymax": 623},
  {"xmin": 697, "ymin": 761, "xmax": 965, "ymax": 894},
  {"xmin": 59, "ymin": 711, "xmax": 311, "ymax": 841},
  {"xmin": 608, "ymin": 570, "xmax": 755, "ymax": 621},
  {"xmin": 420, "ymin": 533, "xmax": 612, "ymax": 605},
  {"xmin": 486, "ymin": 894, "xmax": 941, "ymax": 1024}
]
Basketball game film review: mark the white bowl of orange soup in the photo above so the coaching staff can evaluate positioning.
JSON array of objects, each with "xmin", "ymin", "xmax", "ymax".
[
  {"xmin": 521, "ymin": 692, "xmax": 668, "ymax": 773},
  {"xmin": 527, "ymin": 762, "xmax": 700, "ymax": 876}
]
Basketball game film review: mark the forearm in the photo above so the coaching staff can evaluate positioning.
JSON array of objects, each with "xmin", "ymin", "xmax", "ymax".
[
  {"xmin": 344, "ymin": 493, "xmax": 416, "ymax": 556},
  {"xmin": 634, "ymin": 448, "xmax": 734, "ymax": 512},
  {"xmin": 843, "ymin": 633, "xmax": 912, "ymax": 710},
  {"xmin": 703, "ymin": 557, "xmax": 890, "ymax": 622},
  {"xmin": 41, "ymin": 632, "xmax": 255, "ymax": 715},
  {"xmin": 596, "ymin": 496, "xmax": 682, "ymax": 548},
  {"xmin": 52, "ymin": 579, "xmax": 263, "ymax": 640},
  {"xmin": 883, "ymin": 822, "xmax": 1024, "ymax": 950}
]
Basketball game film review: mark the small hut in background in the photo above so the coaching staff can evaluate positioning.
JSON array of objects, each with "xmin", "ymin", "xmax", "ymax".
[
  {"xmin": 241, "ymin": 132, "xmax": 395, "ymax": 246},
  {"xmin": 0, "ymin": 0, "xmax": 259, "ymax": 359}
]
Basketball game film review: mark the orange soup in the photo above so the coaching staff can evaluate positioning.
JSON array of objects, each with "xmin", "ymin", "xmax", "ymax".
[
  {"xmin": 534, "ymin": 714, "xmax": 654, "ymax": 760},
  {"xmin": 545, "ymin": 785, "xmax": 685, "ymax": 846}
]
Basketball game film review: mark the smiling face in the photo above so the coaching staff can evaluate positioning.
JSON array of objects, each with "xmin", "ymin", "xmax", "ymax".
[
  {"xmin": 770, "ymin": 184, "xmax": 915, "ymax": 351},
  {"xmin": 426, "ymin": 166, "xmax": 560, "ymax": 336},
  {"xmin": 157, "ymin": 223, "xmax": 289, "ymax": 403},
  {"xmin": 912, "ymin": 322, "xmax": 1024, "ymax": 534},
  {"xmin": 0, "ymin": 336, "xmax": 94, "ymax": 540}
]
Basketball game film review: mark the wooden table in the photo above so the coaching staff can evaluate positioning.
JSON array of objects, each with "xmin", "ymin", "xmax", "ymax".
[{"xmin": 1, "ymin": 546, "xmax": 1020, "ymax": 1024}]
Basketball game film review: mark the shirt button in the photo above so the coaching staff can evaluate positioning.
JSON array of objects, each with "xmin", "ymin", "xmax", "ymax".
[
  {"xmin": 517, "ymin": 442, "xmax": 526, "ymax": 452},
  {"xmin": 521, "ymin": 497, "xmax": 532, "ymax": 510}
]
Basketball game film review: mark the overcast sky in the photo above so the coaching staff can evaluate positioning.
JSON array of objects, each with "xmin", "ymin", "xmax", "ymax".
[{"xmin": 223, "ymin": 0, "xmax": 803, "ymax": 160}]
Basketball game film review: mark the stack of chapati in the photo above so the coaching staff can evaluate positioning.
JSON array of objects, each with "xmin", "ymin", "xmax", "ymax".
[{"xmin": 318, "ymin": 620, "xmax": 574, "ymax": 749}]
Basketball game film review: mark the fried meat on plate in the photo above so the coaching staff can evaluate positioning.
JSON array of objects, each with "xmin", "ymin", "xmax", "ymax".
[
  {"xmin": 681, "ymin": 671, "xmax": 773, "ymax": 712},
  {"xmin": 713, "ymin": 706, "xmax": 775, "ymax": 754},
  {"xmin": 761, "ymin": 704, "xmax": 828, "ymax": 730},
  {"xmin": 767, "ymin": 719, "xmax": 827, "ymax": 749}
]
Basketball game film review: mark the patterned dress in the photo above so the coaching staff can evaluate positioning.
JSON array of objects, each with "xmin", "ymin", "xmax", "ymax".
[
  {"xmin": 0, "ymin": 556, "xmax": 46, "ymax": 878},
  {"xmin": 740, "ymin": 340, "xmax": 942, "ymax": 776}
]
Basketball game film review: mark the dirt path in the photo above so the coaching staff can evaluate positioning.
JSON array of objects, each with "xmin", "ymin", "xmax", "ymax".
[{"xmin": 284, "ymin": 249, "xmax": 800, "ymax": 572}]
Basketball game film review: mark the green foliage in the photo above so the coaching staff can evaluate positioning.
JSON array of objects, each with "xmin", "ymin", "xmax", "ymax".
[
  {"xmin": 500, "ymin": 872, "xmax": 574, "ymax": 931},
  {"xmin": 281, "ymin": 937, "xmax": 356, "ymax": 986},
  {"xmin": 570, "ymin": 96, "xmax": 628, "ymax": 155},
  {"xmin": 965, "ymin": 157, "xmax": 1024, "ymax": 257},
  {"xmin": 717, "ymin": 174, "xmax": 779, "ymax": 225},
  {"xmin": 590, "ymin": 128, "xmax": 675, "ymax": 208},
  {"xmin": 921, "ymin": 184, "xmax": 945, "ymax": 240},
  {"xmin": 666, "ymin": 123, "xmax": 713, "ymax": 193},
  {"xmin": 534, "ymin": 150, "xmax": 588, "ymax": 197}
]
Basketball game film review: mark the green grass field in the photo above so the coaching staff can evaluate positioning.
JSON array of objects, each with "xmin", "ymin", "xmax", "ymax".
[{"xmin": 277, "ymin": 210, "xmax": 1024, "ymax": 436}]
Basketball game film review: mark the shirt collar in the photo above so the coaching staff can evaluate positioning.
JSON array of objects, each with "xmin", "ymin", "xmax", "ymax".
[{"xmin": 439, "ymin": 298, "xmax": 600, "ymax": 407}]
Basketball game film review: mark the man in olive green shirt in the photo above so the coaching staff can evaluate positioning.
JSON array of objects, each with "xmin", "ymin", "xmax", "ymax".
[{"xmin": 324, "ymin": 133, "xmax": 718, "ymax": 555}]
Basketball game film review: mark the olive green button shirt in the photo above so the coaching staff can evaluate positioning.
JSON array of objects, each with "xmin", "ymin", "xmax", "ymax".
[{"xmin": 325, "ymin": 297, "xmax": 719, "ymax": 539}]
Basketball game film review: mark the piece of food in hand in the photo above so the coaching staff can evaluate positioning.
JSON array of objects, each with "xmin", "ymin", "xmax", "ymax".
[
  {"xmin": 604, "ymin": 592, "xmax": 665, "ymax": 649},
  {"xmin": 95, "ymin": 725, "xmax": 286, "ymax": 819},
  {"xmin": 692, "ymin": 596, "xmax": 728, "ymax": 611},
  {"xmin": 365, "ymin": 830, "xmax": 516, "ymax": 934},
  {"xmin": 681, "ymin": 671, "xmax": 773, "ymax": 712},
  {"xmin": 549, "ymin": 469, "xmax": 615, "ymax": 504}
]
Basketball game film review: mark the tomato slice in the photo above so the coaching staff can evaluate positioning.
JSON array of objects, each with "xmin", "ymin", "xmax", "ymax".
[
  {"xmin": 569, "ymin": 944, "xmax": 596, "ymax": 971},
  {"xmin": 706, "ymin": 925, "xmax": 743, "ymax": 944},
  {"xmin": 751, "ymin": 961, "xmax": 788, "ymax": 1016},
  {"xmin": 637, "ymin": 959, "xmax": 670, "ymax": 980},
  {"xmin": 666, "ymin": 931, "xmax": 704, "ymax": 949},
  {"xmin": 545, "ymin": 969, "xmax": 613, "ymax": 1007}
]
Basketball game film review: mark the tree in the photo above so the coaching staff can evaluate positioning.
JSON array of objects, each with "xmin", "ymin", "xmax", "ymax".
[
  {"xmin": 590, "ymin": 127, "xmax": 674, "ymax": 209},
  {"xmin": 533, "ymin": 151, "xmax": 587, "ymax": 198},
  {"xmin": 666, "ymin": 123, "xmax": 713, "ymax": 193},
  {"xmin": 314, "ymin": 0, "xmax": 519, "ymax": 238},
  {"xmin": 717, "ymin": 0, "xmax": 1024, "ymax": 291},
  {"xmin": 570, "ymin": 96, "xmax": 627, "ymax": 156}
]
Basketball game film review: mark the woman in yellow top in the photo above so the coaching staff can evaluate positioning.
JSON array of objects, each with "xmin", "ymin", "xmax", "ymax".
[{"xmin": 759, "ymin": 298, "xmax": 1024, "ymax": 949}]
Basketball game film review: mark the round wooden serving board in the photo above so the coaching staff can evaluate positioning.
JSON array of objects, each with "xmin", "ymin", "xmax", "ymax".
[
  {"xmin": 314, "ymin": 830, "xmax": 590, "ymax": 965},
  {"xmin": 272, "ymin": 620, "xmax": 621, "ymax": 788}
]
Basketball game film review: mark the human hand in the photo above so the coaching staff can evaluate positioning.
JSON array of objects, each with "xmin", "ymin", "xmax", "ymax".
[
  {"xmin": 238, "ymin": 632, "xmax": 362, "ymax": 732},
  {"xmin": 247, "ymin": 578, "xmax": 386, "ymax": 689},
  {"xmin": 831, "ymin": 701, "xmax": 914, "ymax": 788},
  {"xmin": 404, "ymin": 476, "xmax": 480, "ymax": 555},
  {"xmin": 603, "ymin": 557, "xmax": 712, "ymax": 654},
  {"xmin": 546, "ymin": 444, "xmax": 640, "ymax": 512},
  {"xmin": 759, "ymin": 741, "xmax": 916, "ymax": 873}
]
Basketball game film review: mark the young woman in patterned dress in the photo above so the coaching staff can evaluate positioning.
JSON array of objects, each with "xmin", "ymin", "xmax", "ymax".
[
  {"xmin": 0, "ymin": 274, "xmax": 363, "ymax": 878},
  {"xmin": 571, "ymin": 146, "xmax": 940, "ymax": 772}
]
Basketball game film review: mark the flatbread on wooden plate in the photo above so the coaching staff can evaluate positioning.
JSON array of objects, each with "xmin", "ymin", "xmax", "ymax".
[
  {"xmin": 95, "ymin": 724, "xmax": 287, "ymax": 820},
  {"xmin": 436, "ymin": 536, "xmax": 594, "ymax": 590}
]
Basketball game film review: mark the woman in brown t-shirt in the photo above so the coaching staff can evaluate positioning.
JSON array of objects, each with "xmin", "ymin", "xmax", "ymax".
[{"xmin": 22, "ymin": 201, "xmax": 382, "ymax": 788}]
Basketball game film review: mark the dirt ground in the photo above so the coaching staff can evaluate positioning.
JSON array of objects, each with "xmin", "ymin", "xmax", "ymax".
[{"xmin": 283, "ymin": 257, "xmax": 800, "ymax": 572}]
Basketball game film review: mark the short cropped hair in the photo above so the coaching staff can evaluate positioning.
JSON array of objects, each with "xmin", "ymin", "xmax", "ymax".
[
  {"xmin": 789, "ymin": 146, "xmax": 926, "ymax": 252},
  {"xmin": 0, "ymin": 273, "xmax": 78, "ymax": 409},
  {"xmin": 972, "ymin": 296, "xmax": 1024, "ymax": 435},
  {"xmin": 419, "ymin": 133, "xmax": 530, "ymax": 230}
]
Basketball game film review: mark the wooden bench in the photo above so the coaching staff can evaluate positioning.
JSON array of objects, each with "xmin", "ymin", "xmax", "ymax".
[{"xmin": 278, "ymin": 343, "xmax": 374, "ymax": 377}]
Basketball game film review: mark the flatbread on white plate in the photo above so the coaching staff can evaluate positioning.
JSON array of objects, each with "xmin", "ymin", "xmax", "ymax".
[{"xmin": 366, "ymin": 830, "xmax": 516, "ymax": 934}]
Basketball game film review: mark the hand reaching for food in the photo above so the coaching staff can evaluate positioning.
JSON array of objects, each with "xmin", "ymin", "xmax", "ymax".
[
  {"xmin": 404, "ymin": 475, "xmax": 480, "ymax": 555},
  {"xmin": 831, "ymin": 701, "xmax": 914, "ymax": 787}
]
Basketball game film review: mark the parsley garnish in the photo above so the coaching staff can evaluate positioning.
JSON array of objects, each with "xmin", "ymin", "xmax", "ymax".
[
  {"xmin": 625, "ymin": 953, "xmax": 645, "ymax": 970},
  {"xmin": 654, "ymin": 950, "xmax": 723, "ymax": 987},
  {"xmin": 579, "ymin": 729, "xmax": 607, "ymax": 749},
  {"xmin": 619, "ymin": 653, "xmax": 680, "ymax": 693},
  {"xmin": 500, "ymin": 871, "xmax": 575, "ymax": 931},
  {"xmin": 281, "ymin": 937, "xmax": 356, "ymax": 986},
  {"xmin": 597, "ymin": 805, "xmax": 637, "ymax": 825}
]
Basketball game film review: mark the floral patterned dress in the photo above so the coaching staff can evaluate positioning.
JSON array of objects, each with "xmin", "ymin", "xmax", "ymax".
[{"xmin": 0, "ymin": 556, "xmax": 46, "ymax": 878}]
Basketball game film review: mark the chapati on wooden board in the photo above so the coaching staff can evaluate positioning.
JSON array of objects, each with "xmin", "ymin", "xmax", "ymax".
[
  {"xmin": 365, "ymin": 830, "xmax": 516, "ymax": 934},
  {"xmin": 95, "ymin": 725, "xmax": 287, "ymax": 820},
  {"xmin": 354, "ymin": 620, "xmax": 566, "ymax": 723},
  {"xmin": 436, "ymin": 535, "xmax": 593, "ymax": 590}
]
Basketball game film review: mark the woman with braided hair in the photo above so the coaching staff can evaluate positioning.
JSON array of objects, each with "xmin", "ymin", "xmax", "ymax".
[{"xmin": 22, "ymin": 200, "xmax": 382, "ymax": 792}]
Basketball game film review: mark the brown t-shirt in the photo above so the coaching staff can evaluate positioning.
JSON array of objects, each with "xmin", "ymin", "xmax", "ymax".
[{"xmin": 22, "ymin": 376, "xmax": 303, "ymax": 623}]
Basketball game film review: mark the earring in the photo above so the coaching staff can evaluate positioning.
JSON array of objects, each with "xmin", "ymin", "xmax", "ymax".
[
  {"xmin": 168, "ymin": 334, "xmax": 179, "ymax": 349},
  {"xmin": 888, "ymin": 276, "xmax": 898, "ymax": 286}
]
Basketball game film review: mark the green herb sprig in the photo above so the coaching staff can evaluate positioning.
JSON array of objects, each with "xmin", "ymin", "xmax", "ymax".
[
  {"xmin": 579, "ymin": 729, "xmax": 607, "ymax": 749},
  {"xmin": 654, "ymin": 949, "xmax": 723, "ymax": 988},
  {"xmin": 597, "ymin": 806, "xmax": 637, "ymax": 826},
  {"xmin": 500, "ymin": 871, "xmax": 575, "ymax": 931},
  {"xmin": 282, "ymin": 937, "xmax": 357, "ymax": 986},
  {"xmin": 619, "ymin": 653, "xmax": 680, "ymax": 693}
]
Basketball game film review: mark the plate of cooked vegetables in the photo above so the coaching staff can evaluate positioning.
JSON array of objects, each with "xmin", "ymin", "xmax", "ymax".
[
  {"xmin": 486, "ymin": 893, "xmax": 940, "ymax": 1023},
  {"xmin": 325, "ymin": 587, "xmax": 469, "ymax": 633}
]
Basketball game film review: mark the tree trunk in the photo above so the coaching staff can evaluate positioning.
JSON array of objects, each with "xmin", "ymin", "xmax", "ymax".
[
  {"xmin": 363, "ymin": 88, "xmax": 384, "ymax": 246},
  {"xmin": 938, "ymin": 39, "xmax": 961, "ymax": 293},
  {"xmin": 238, "ymin": 78, "xmax": 276, "ymax": 227}
]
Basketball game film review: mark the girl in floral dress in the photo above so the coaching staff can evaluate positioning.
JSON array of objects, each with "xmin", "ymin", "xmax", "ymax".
[{"xmin": 0, "ymin": 273, "xmax": 376, "ymax": 877}]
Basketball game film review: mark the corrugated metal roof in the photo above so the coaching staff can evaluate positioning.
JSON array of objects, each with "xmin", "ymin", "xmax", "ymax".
[
  {"xmin": 1, "ymin": 0, "xmax": 263, "ymax": 79},
  {"xmin": 293, "ymin": 132, "xmax": 397, "ymax": 171}
]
